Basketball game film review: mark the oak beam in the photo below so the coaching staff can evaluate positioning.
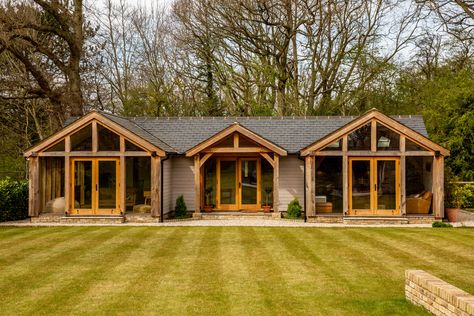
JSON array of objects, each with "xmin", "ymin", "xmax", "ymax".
[
  {"xmin": 260, "ymin": 152, "xmax": 275, "ymax": 167},
  {"xmin": 202, "ymin": 147, "xmax": 272, "ymax": 154},
  {"xmin": 199, "ymin": 153, "xmax": 213, "ymax": 168},
  {"xmin": 150, "ymin": 156, "xmax": 161, "ymax": 217}
]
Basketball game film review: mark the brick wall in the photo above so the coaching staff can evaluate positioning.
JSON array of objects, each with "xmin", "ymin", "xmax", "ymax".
[{"xmin": 405, "ymin": 269, "xmax": 474, "ymax": 316}]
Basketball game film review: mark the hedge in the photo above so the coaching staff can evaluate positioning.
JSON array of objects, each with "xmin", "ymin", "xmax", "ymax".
[{"xmin": 0, "ymin": 178, "xmax": 29, "ymax": 222}]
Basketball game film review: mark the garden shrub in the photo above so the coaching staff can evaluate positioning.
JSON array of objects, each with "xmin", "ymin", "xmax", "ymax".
[
  {"xmin": 0, "ymin": 178, "xmax": 28, "ymax": 222},
  {"xmin": 459, "ymin": 184, "xmax": 474, "ymax": 209},
  {"xmin": 174, "ymin": 195, "xmax": 187, "ymax": 218},
  {"xmin": 432, "ymin": 221, "xmax": 452, "ymax": 228},
  {"xmin": 287, "ymin": 197, "xmax": 302, "ymax": 218}
]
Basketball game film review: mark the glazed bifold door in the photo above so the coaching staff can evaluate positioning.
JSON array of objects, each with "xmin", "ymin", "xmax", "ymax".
[
  {"xmin": 349, "ymin": 157, "xmax": 400, "ymax": 216},
  {"xmin": 71, "ymin": 158, "xmax": 120, "ymax": 215}
]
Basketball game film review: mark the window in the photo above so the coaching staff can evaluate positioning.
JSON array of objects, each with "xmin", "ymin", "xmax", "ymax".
[
  {"xmin": 376, "ymin": 123, "xmax": 399, "ymax": 151},
  {"xmin": 321, "ymin": 139, "xmax": 342, "ymax": 151},
  {"xmin": 315, "ymin": 156, "xmax": 343, "ymax": 213},
  {"xmin": 406, "ymin": 139, "xmax": 429, "ymax": 151},
  {"xmin": 125, "ymin": 140, "xmax": 144, "ymax": 151},
  {"xmin": 348, "ymin": 123, "xmax": 371, "ymax": 150},
  {"xmin": 239, "ymin": 135, "xmax": 259, "ymax": 147},
  {"xmin": 71, "ymin": 124, "xmax": 92, "ymax": 151},
  {"xmin": 261, "ymin": 159, "xmax": 273, "ymax": 207},
  {"xmin": 45, "ymin": 140, "xmax": 65, "ymax": 152},
  {"xmin": 98, "ymin": 124, "xmax": 120, "ymax": 151}
]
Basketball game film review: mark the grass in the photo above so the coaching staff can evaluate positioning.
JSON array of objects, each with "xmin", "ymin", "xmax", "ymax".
[{"xmin": 0, "ymin": 227, "xmax": 473, "ymax": 315}]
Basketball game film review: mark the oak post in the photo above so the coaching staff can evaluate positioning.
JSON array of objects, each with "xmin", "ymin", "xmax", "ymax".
[
  {"xmin": 342, "ymin": 136, "xmax": 348, "ymax": 215},
  {"xmin": 28, "ymin": 157, "xmax": 40, "ymax": 216},
  {"xmin": 305, "ymin": 155, "xmax": 314, "ymax": 217},
  {"xmin": 433, "ymin": 155, "xmax": 445, "ymax": 219},
  {"xmin": 400, "ymin": 136, "xmax": 406, "ymax": 215},
  {"xmin": 119, "ymin": 137, "xmax": 126, "ymax": 214},
  {"xmin": 92, "ymin": 121, "xmax": 98, "ymax": 152},
  {"xmin": 64, "ymin": 136, "xmax": 71, "ymax": 214},
  {"xmin": 194, "ymin": 155, "xmax": 201, "ymax": 213},
  {"xmin": 273, "ymin": 154, "xmax": 280, "ymax": 214},
  {"xmin": 150, "ymin": 156, "xmax": 161, "ymax": 217}
]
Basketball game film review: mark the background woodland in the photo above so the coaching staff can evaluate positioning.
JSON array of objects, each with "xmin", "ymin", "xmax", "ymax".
[{"xmin": 0, "ymin": 0, "xmax": 473, "ymax": 181}]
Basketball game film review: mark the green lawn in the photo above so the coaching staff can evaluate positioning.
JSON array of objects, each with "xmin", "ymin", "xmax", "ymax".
[{"xmin": 0, "ymin": 227, "xmax": 473, "ymax": 315}]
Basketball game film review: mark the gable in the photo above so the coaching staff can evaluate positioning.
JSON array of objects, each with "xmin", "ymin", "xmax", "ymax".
[
  {"xmin": 185, "ymin": 123, "xmax": 287, "ymax": 157},
  {"xmin": 24, "ymin": 112, "xmax": 167, "ymax": 157},
  {"xmin": 300, "ymin": 109, "xmax": 449, "ymax": 156}
]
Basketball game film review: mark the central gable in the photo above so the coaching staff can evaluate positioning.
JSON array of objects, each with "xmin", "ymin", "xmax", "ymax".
[{"xmin": 185, "ymin": 123, "xmax": 287, "ymax": 157}]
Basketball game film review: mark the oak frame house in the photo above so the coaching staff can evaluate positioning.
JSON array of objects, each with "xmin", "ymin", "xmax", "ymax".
[{"xmin": 24, "ymin": 109, "xmax": 449, "ymax": 223}]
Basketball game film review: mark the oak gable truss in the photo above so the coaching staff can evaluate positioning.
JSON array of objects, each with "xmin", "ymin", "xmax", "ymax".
[
  {"xmin": 24, "ymin": 111, "xmax": 167, "ymax": 157},
  {"xmin": 300, "ymin": 109, "xmax": 450, "ymax": 157},
  {"xmin": 185, "ymin": 123, "xmax": 287, "ymax": 157}
]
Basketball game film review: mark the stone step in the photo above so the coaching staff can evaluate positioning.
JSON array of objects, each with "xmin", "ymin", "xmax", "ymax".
[
  {"xmin": 125, "ymin": 214, "xmax": 160, "ymax": 223},
  {"xmin": 60, "ymin": 216, "xmax": 125, "ymax": 224},
  {"xmin": 343, "ymin": 216, "xmax": 409, "ymax": 225},
  {"xmin": 30, "ymin": 214, "xmax": 63, "ymax": 223},
  {"xmin": 199, "ymin": 212, "xmax": 277, "ymax": 220}
]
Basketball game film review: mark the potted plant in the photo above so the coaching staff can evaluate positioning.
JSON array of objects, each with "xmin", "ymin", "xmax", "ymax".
[
  {"xmin": 204, "ymin": 187, "xmax": 214, "ymax": 212},
  {"xmin": 446, "ymin": 184, "xmax": 462, "ymax": 222},
  {"xmin": 262, "ymin": 186, "xmax": 272, "ymax": 213}
]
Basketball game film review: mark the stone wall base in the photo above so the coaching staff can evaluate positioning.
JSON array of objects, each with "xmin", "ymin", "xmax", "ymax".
[{"xmin": 406, "ymin": 269, "xmax": 474, "ymax": 316}]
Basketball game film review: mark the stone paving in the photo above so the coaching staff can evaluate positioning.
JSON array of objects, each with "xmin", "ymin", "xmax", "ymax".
[{"xmin": 1, "ymin": 218, "xmax": 473, "ymax": 228}]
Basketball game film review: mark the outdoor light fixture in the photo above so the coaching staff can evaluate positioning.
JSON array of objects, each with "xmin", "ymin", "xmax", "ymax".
[{"xmin": 435, "ymin": 150, "xmax": 441, "ymax": 157}]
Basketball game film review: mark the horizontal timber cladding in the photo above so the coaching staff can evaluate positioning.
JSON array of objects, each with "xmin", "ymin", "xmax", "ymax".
[
  {"xmin": 278, "ymin": 155, "xmax": 304, "ymax": 213},
  {"xmin": 162, "ymin": 158, "xmax": 172, "ymax": 214},
  {"xmin": 170, "ymin": 156, "xmax": 195, "ymax": 211}
]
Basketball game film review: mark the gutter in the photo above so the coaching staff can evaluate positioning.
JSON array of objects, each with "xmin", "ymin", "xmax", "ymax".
[{"xmin": 160, "ymin": 153, "xmax": 174, "ymax": 223}]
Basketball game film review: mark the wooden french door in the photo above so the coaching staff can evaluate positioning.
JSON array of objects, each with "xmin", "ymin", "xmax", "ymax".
[
  {"xmin": 70, "ymin": 158, "xmax": 120, "ymax": 215},
  {"xmin": 216, "ymin": 157, "xmax": 261, "ymax": 211},
  {"xmin": 349, "ymin": 157, "xmax": 400, "ymax": 216}
]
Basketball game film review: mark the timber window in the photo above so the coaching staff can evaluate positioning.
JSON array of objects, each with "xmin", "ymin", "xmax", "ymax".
[
  {"xmin": 71, "ymin": 124, "xmax": 93, "ymax": 151},
  {"xmin": 98, "ymin": 124, "xmax": 120, "ymax": 151},
  {"xmin": 348, "ymin": 123, "xmax": 371, "ymax": 150}
]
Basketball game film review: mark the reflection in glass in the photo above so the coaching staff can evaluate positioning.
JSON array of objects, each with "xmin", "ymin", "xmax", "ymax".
[
  {"xmin": 315, "ymin": 156, "xmax": 342, "ymax": 213},
  {"xmin": 98, "ymin": 161, "xmax": 117, "ymax": 209},
  {"xmin": 74, "ymin": 160, "xmax": 93, "ymax": 209},
  {"xmin": 406, "ymin": 139, "xmax": 428, "ymax": 151},
  {"xmin": 351, "ymin": 160, "xmax": 371, "ymax": 210},
  {"xmin": 220, "ymin": 160, "xmax": 236, "ymax": 204},
  {"xmin": 98, "ymin": 124, "xmax": 120, "ymax": 151},
  {"xmin": 45, "ymin": 140, "xmax": 65, "ymax": 152},
  {"xmin": 71, "ymin": 124, "xmax": 92, "ymax": 151},
  {"xmin": 348, "ymin": 124, "xmax": 371, "ymax": 150},
  {"xmin": 241, "ymin": 160, "xmax": 257, "ymax": 204},
  {"xmin": 376, "ymin": 160, "xmax": 396, "ymax": 210},
  {"xmin": 321, "ymin": 139, "xmax": 342, "ymax": 151},
  {"xmin": 204, "ymin": 159, "xmax": 216, "ymax": 206},
  {"xmin": 261, "ymin": 159, "xmax": 273, "ymax": 207},
  {"xmin": 376, "ymin": 124, "xmax": 399, "ymax": 151},
  {"xmin": 125, "ymin": 157, "xmax": 151, "ymax": 211},
  {"xmin": 125, "ymin": 140, "xmax": 144, "ymax": 151}
]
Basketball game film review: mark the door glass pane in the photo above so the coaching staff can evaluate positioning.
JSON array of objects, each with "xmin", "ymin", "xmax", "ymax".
[
  {"xmin": 351, "ymin": 160, "xmax": 371, "ymax": 210},
  {"xmin": 99, "ymin": 161, "xmax": 117, "ymax": 209},
  {"xmin": 220, "ymin": 160, "xmax": 236, "ymax": 204},
  {"xmin": 261, "ymin": 159, "xmax": 273, "ymax": 207},
  {"xmin": 204, "ymin": 159, "xmax": 216, "ymax": 206},
  {"xmin": 241, "ymin": 160, "xmax": 257, "ymax": 205},
  {"xmin": 377, "ymin": 160, "xmax": 396, "ymax": 210},
  {"xmin": 74, "ymin": 161, "xmax": 93, "ymax": 209}
]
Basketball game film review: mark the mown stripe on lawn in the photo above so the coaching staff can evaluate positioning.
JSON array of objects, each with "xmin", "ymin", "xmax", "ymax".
[
  {"xmin": 238, "ymin": 227, "xmax": 299, "ymax": 315},
  {"xmin": 419, "ymin": 229, "xmax": 474, "ymax": 248},
  {"xmin": 0, "ymin": 227, "xmax": 140, "ymax": 315},
  {"xmin": 184, "ymin": 227, "xmax": 231, "ymax": 315},
  {"xmin": 0, "ymin": 226, "xmax": 107, "ymax": 283}
]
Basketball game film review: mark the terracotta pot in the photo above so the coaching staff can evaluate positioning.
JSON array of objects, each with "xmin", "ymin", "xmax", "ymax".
[
  {"xmin": 203, "ymin": 205, "xmax": 213, "ymax": 213},
  {"xmin": 262, "ymin": 205, "xmax": 272, "ymax": 213},
  {"xmin": 446, "ymin": 208, "xmax": 461, "ymax": 222}
]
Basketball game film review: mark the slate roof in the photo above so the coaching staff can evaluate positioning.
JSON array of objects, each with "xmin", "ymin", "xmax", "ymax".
[{"xmin": 66, "ymin": 112, "xmax": 429, "ymax": 154}]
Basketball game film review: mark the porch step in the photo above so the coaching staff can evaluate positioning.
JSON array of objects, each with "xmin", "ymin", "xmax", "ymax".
[
  {"xmin": 343, "ymin": 216, "xmax": 409, "ymax": 225},
  {"xmin": 30, "ymin": 213, "xmax": 63, "ymax": 223},
  {"xmin": 199, "ymin": 212, "xmax": 277, "ymax": 220},
  {"xmin": 125, "ymin": 213, "xmax": 160, "ymax": 223},
  {"xmin": 60, "ymin": 216, "xmax": 125, "ymax": 224}
]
